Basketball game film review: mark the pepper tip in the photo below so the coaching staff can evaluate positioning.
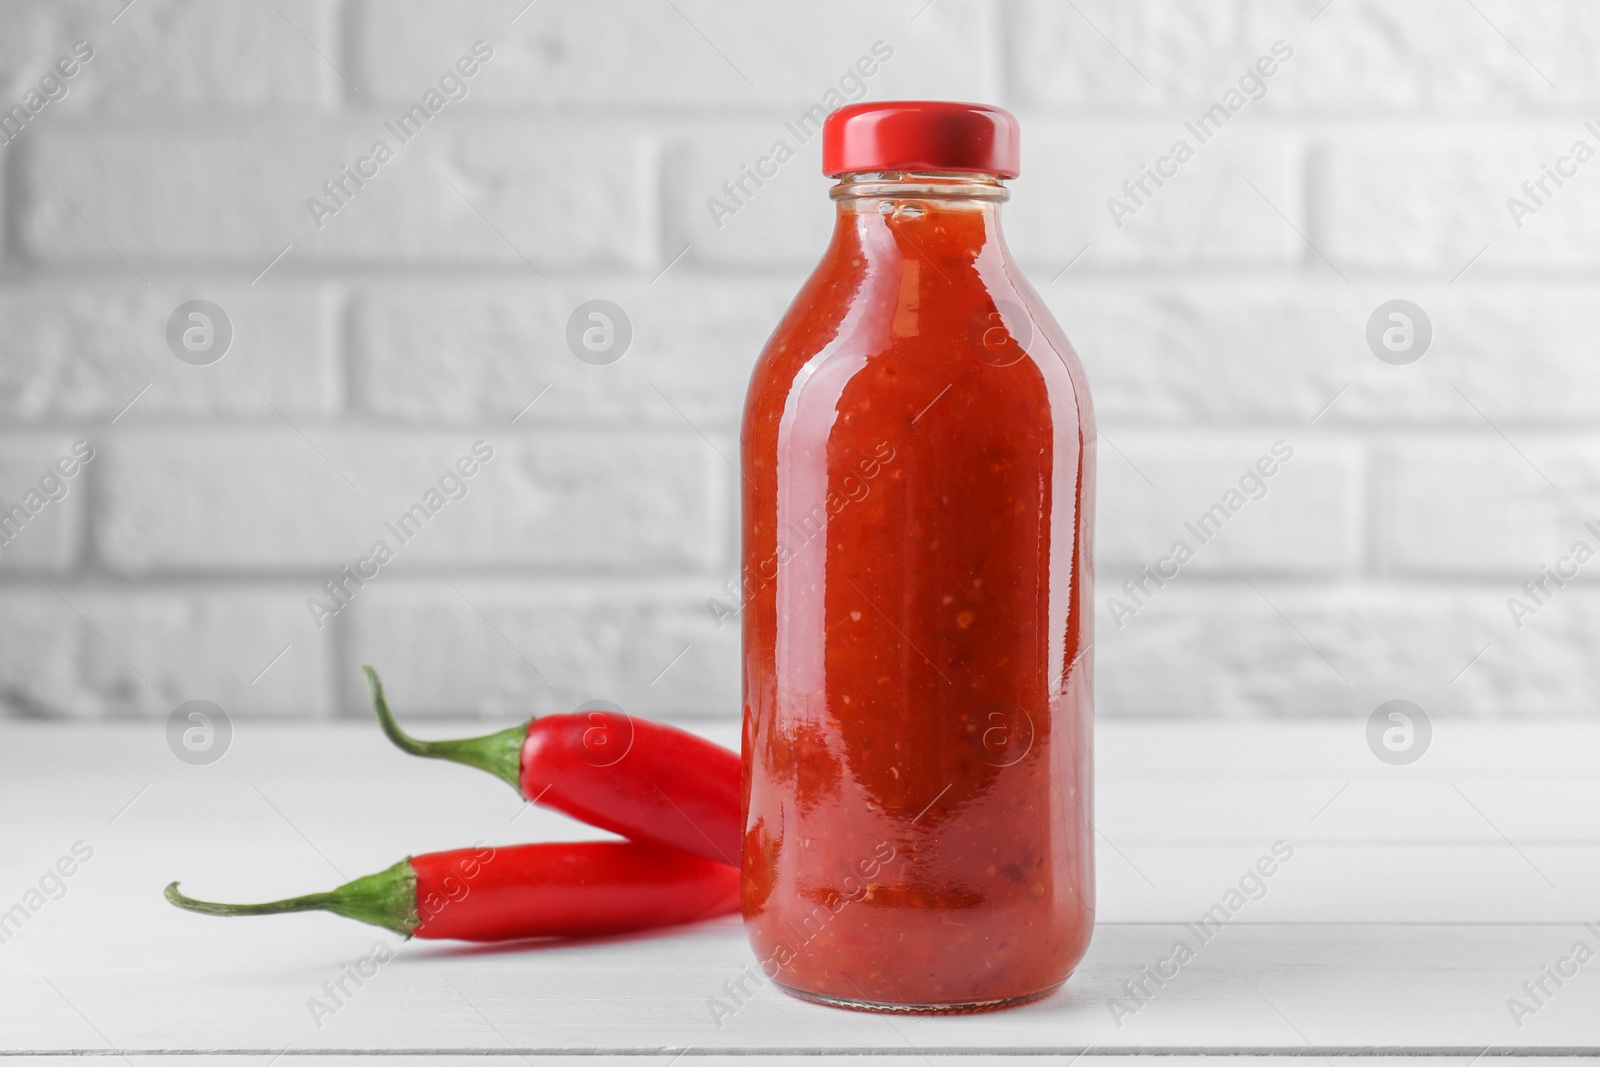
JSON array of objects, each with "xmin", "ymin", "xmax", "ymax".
[{"xmin": 164, "ymin": 881, "xmax": 204, "ymax": 912}]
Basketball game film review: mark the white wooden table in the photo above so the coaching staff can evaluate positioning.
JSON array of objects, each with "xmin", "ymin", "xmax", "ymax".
[{"xmin": 3, "ymin": 719, "xmax": 1598, "ymax": 1063}]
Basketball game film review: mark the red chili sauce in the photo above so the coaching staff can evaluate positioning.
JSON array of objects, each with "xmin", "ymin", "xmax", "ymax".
[{"xmin": 740, "ymin": 161, "xmax": 1095, "ymax": 1011}]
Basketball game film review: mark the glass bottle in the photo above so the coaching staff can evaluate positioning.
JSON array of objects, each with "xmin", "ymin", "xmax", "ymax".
[{"xmin": 740, "ymin": 102, "xmax": 1096, "ymax": 1013}]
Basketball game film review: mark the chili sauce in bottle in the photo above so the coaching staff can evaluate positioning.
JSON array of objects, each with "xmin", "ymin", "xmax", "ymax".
[{"xmin": 740, "ymin": 101, "xmax": 1096, "ymax": 1013}]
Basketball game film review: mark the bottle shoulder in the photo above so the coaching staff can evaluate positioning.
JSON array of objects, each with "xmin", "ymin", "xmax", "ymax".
[{"xmin": 743, "ymin": 248, "xmax": 1092, "ymax": 447}]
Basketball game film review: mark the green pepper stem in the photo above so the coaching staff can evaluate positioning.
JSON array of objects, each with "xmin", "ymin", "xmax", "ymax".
[
  {"xmin": 362, "ymin": 665, "xmax": 527, "ymax": 794},
  {"xmin": 164, "ymin": 859, "xmax": 420, "ymax": 937}
]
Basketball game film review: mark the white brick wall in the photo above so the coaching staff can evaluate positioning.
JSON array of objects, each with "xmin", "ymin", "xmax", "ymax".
[{"xmin": 2, "ymin": 0, "xmax": 1596, "ymax": 720}]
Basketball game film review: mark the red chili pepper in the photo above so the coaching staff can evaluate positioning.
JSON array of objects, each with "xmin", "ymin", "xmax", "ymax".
[
  {"xmin": 164, "ymin": 841, "xmax": 739, "ymax": 941},
  {"xmin": 363, "ymin": 667, "xmax": 741, "ymax": 868}
]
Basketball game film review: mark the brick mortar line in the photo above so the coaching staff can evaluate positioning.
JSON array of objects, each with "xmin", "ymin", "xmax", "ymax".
[
  {"xmin": 335, "ymin": 0, "xmax": 360, "ymax": 110},
  {"xmin": 7, "ymin": 264, "xmax": 1600, "ymax": 282},
  {"xmin": 0, "ymin": 424, "xmax": 1557, "ymax": 435},
  {"xmin": 0, "ymin": 117, "xmax": 18, "ymax": 270},
  {"xmin": 0, "ymin": 570, "xmax": 738, "ymax": 586},
  {"xmin": 0, "ymin": 575, "xmax": 1575, "ymax": 590},
  {"xmin": 14, "ymin": 113, "xmax": 1600, "ymax": 128},
  {"xmin": 0, "ymin": 424, "xmax": 1298, "ymax": 437}
]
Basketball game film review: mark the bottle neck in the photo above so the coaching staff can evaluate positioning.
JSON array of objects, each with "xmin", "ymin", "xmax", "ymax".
[
  {"xmin": 827, "ymin": 171, "xmax": 1010, "ymax": 272},
  {"xmin": 829, "ymin": 170, "xmax": 1010, "ymax": 204}
]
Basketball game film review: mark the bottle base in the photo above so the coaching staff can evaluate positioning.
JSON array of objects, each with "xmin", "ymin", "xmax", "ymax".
[{"xmin": 772, "ymin": 980, "xmax": 1062, "ymax": 1015}]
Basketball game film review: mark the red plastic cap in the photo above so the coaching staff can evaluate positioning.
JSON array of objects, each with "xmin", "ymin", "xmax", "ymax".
[{"xmin": 822, "ymin": 101, "xmax": 1020, "ymax": 179}]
